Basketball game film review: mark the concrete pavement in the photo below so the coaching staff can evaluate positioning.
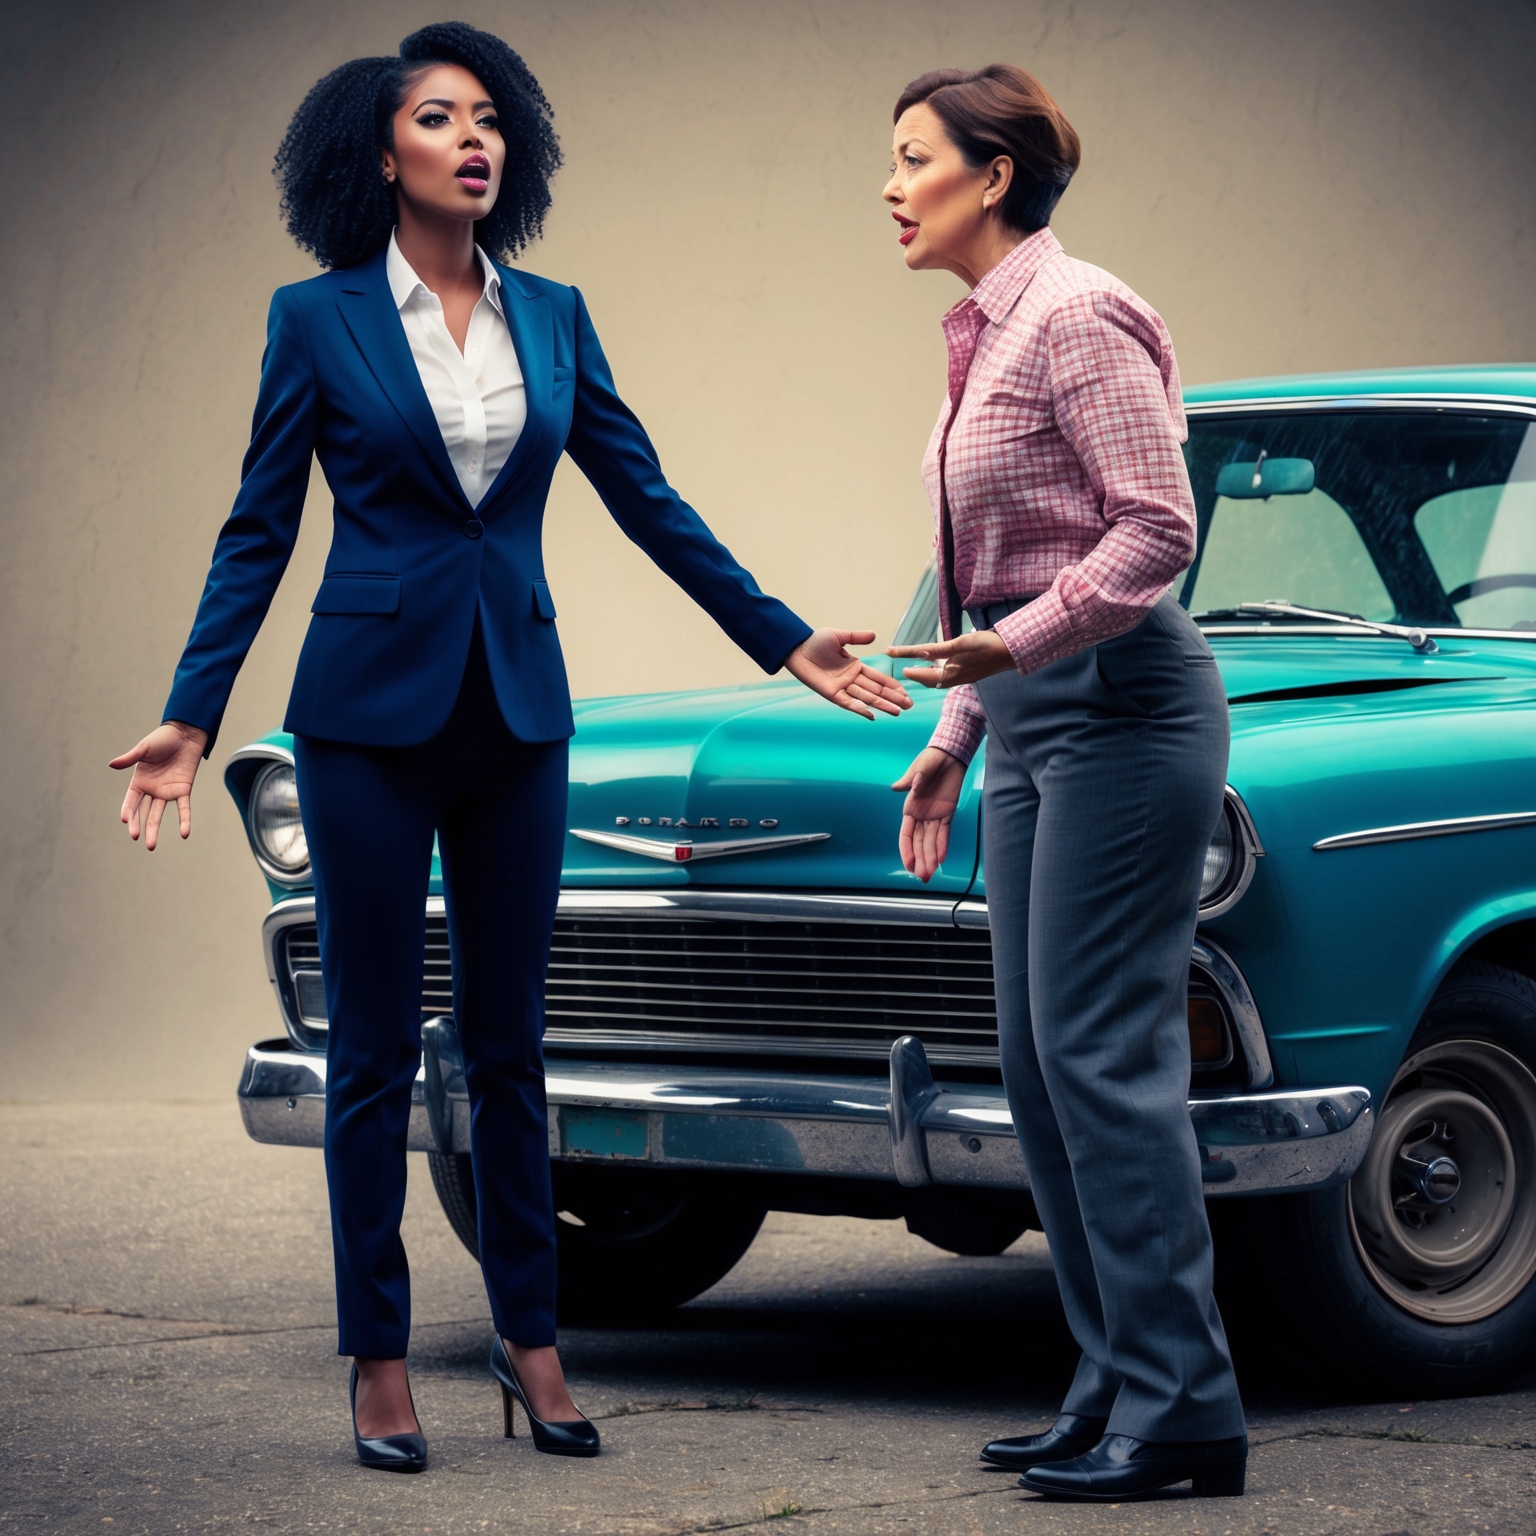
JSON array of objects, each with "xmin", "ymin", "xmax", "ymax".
[{"xmin": 2, "ymin": 1102, "xmax": 1533, "ymax": 1534}]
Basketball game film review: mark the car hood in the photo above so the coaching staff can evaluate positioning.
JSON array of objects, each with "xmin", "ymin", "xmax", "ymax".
[
  {"xmin": 564, "ymin": 675, "xmax": 981, "ymax": 894},
  {"xmin": 238, "ymin": 634, "xmax": 1536, "ymax": 896},
  {"xmin": 565, "ymin": 634, "xmax": 1536, "ymax": 885},
  {"xmin": 1213, "ymin": 633, "xmax": 1536, "ymax": 704},
  {"xmin": 1216, "ymin": 635, "xmax": 1536, "ymax": 852}
]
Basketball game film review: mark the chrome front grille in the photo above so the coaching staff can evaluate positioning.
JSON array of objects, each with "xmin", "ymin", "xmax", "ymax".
[
  {"xmin": 547, "ymin": 915, "xmax": 996, "ymax": 1061},
  {"xmin": 270, "ymin": 900, "xmax": 1256, "ymax": 1080},
  {"xmin": 283, "ymin": 922, "xmax": 453, "ymax": 1024},
  {"xmin": 278, "ymin": 912, "xmax": 998, "ymax": 1065}
]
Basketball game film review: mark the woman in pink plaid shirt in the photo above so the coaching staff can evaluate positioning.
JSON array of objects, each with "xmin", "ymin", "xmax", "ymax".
[{"xmin": 882, "ymin": 67, "xmax": 1247, "ymax": 1503}]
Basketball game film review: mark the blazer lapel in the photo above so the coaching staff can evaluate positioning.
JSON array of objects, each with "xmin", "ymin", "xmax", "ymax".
[
  {"xmin": 476, "ymin": 263, "xmax": 553, "ymax": 516},
  {"xmin": 335, "ymin": 253, "xmax": 470, "ymax": 512}
]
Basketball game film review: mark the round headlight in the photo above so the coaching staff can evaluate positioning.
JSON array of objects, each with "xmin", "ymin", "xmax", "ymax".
[
  {"xmin": 248, "ymin": 761, "xmax": 309, "ymax": 881},
  {"xmin": 1200, "ymin": 806, "xmax": 1235, "ymax": 905},
  {"xmin": 1198, "ymin": 792, "xmax": 1262, "ymax": 918}
]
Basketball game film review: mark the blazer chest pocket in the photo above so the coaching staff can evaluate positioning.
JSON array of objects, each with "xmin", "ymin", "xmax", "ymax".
[
  {"xmin": 532, "ymin": 578, "xmax": 558, "ymax": 620},
  {"xmin": 312, "ymin": 574, "xmax": 400, "ymax": 615}
]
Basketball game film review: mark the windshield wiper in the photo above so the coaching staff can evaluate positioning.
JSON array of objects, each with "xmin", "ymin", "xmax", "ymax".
[{"xmin": 1194, "ymin": 600, "xmax": 1438, "ymax": 654}]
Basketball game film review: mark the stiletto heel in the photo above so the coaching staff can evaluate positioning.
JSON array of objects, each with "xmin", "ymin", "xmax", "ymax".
[
  {"xmin": 501, "ymin": 1381, "xmax": 515, "ymax": 1438},
  {"xmin": 350, "ymin": 1362, "xmax": 428, "ymax": 1473},
  {"xmin": 488, "ymin": 1337, "xmax": 600, "ymax": 1457},
  {"xmin": 1192, "ymin": 1461, "xmax": 1246, "ymax": 1497}
]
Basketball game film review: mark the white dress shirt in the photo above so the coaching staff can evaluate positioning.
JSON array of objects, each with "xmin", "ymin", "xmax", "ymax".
[{"xmin": 386, "ymin": 229, "xmax": 526, "ymax": 507}]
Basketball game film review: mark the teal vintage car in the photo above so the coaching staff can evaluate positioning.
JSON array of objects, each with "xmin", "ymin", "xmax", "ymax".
[{"xmin": 232, "ymin": 365, "xmax": 1536, "ymax": 1394}]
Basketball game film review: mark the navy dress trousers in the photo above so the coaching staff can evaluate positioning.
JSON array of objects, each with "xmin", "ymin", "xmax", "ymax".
[{"xmin": 164, "ymin": 248, "xmax": 812, "ymax": 1355}]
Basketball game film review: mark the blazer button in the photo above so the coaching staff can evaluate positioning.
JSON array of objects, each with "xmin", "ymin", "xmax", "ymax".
[{"xmin": 463, "ymin": 518, "xmax": 484, "ymax": 540}]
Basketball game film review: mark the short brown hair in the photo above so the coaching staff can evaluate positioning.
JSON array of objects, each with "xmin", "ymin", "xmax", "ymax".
[{"xmin": 894, "ymin": 66, "xmax": 1080, "ymax": 233}]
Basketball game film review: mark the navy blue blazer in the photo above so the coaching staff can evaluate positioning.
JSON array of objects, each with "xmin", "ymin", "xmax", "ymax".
[{"xmin": 164, "ymin": 249, "xmax": 812, "ymax": 751}]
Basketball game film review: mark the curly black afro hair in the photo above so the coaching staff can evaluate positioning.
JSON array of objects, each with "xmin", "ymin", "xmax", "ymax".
[{"xmin": 274, "ymin": 21, "xmax": 561, "ymax": 270}]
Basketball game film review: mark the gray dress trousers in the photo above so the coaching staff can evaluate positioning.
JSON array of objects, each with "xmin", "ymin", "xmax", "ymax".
[{"xmin": 972, "ymin": 590, "xmax": 1247, "ymax": 1443}]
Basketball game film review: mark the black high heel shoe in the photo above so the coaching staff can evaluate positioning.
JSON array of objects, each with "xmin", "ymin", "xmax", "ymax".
[
  {"xmin": 349, "ymin": 1362, "xmax": 428, "ymax": 1473},
  {"xmin": 489, "ymin": 1337, "xmax": 601, "ymax": 1457}
]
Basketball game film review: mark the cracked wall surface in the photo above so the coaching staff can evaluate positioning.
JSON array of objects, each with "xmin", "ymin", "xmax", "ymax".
[{"xmin": 2, "ymin": 0, "xmax": 1535, "ymax": 1100}]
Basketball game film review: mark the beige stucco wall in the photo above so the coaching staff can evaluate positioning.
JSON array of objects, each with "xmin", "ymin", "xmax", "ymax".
[{"xmin": 2, "ymin": 0, "xmax": 1533, "ymax": 1101}]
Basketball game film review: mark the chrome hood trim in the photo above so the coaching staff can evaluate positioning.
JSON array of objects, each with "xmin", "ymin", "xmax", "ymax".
[
  {"xmin": 1186, "ymin": 394, "xmax": 1536, "ymax": 418},
  {"xmin": 571, "ymin": 829, "xmax": 830, "ymax": 863},
  {"xmin": 1313, "ymin": 810, "xmax": 1536, "ymax": 852}
]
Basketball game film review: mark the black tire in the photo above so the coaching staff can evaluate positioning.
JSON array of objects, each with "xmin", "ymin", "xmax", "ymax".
[
  {"xmin": 1213, "ymin": 961, "xmax": 1536, "ymax": 1397},
  {"xmin": 427, "ymin": 1153, "xmax": 768, "ymax": 1324},
  {"xmin": 427, "ymin": 1149, "xmax": 483, "ymax": 1255},
  {"xmin": 903, "ymin": 1187, "xmax": 1035, "ymax": 1256}
]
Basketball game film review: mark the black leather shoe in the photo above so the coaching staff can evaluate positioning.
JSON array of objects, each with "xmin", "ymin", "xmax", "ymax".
[
  {"xmin": 489, "ymin": 1337, "xmax": 601, "ymax": 1457},
  {"xmin": 350, "ymin": 1363, "xmax": 428, "ymax": 1473},
  {"xmin": 1021, "ymin": 1432, "xmax": 1246, "ymax": 1501},
  {"xmin": 979, "ymin": 1414, "xmax": 1108, "ymax": 1470}
]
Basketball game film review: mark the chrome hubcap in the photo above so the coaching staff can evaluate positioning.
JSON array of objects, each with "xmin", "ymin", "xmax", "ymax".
[
  {"xmin": 1400, "ymin": 1136, "xmax": 1456, "ymax": 1204},
  {"xmin": 1349, "ymin": 1040, "xmax": 1536, "ymax": 1324}
]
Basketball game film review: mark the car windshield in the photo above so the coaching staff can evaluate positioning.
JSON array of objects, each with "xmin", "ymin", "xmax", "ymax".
[
  {"xmin": 891, "ymin": 409, "xmax": 1536, "ymax": 645},
  {"xmin": 1183, "ymin": 410, "xmax": 1536, "ymax": 631}
]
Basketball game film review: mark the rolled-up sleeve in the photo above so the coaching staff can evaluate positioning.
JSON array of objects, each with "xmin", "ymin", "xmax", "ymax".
[{"xmin": 992, "ymin": 291, "xmax": 1196, "ymax": 675}]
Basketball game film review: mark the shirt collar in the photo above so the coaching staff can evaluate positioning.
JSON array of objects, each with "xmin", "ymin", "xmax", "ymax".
[
  {"xmin": 965, "ymin": 225, "xmax": 1062, "ymax": 326},
  {"xmin": 386, "ymin": 228, "xmax": 505, "ymax": 317}
]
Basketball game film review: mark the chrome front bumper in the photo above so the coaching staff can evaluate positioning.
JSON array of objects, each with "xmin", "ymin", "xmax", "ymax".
[{"xmin": 238, "ymin": 1030, "xmax": 1372, "ymax": 1199}]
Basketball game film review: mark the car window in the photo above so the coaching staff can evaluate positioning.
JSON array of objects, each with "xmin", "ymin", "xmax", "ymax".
[
  {"xmin": 1185, "ymin": 486, "xmax": 1394, "ymax": 622},
  {"xmin": 1415, "ymin": 427, "xmax": 1536, "ymax": 630},
  {"xmin": 1181, "ymin": 410, "xmax": 1535, "ymax": 630},
  {"xmin": 891, "ymin": 411, "xmax": 1536, "ymax": 639}
]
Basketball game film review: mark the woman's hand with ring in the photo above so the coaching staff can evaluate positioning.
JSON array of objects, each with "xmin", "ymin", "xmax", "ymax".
[{"xmin": 886, "ymin": 629, "xmax": 1014, "ymax": 689}]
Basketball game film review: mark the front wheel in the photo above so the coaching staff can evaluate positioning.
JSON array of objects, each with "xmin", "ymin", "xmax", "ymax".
[
  {"xmin": 903, "ymin": 1187, "xmax": 1036, "ymax": 1256},
  {"xmin": 1214, "ymin": 961, "xmax": 1536, "ymax": 1395},
  {"xmin": 427, "ymin": 1154, "xmax": 768, "ymax": 1324}
]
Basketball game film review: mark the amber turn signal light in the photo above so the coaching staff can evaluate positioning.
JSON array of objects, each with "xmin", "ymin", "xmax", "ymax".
[{"xmin": 1187, "ymin": 996, "xmax": 1228, "ymax": 1063}]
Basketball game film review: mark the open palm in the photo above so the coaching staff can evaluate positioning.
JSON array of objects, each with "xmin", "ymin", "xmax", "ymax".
[
  {"xmin": 891, "ymin": 745, "xmax": 968, "ymax": 882},
  {"xmin": 784, "ymin": 628, "xmax": 911, "ymax": 719},
  {"xmin": 110, "ymin": 721, "xmax": 209, "ymax": 850}
]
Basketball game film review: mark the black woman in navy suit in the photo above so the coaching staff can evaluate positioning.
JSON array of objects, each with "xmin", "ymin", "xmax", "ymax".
[{"xmin": 111, "ymin": 22, "xmax": 909, "ymax": 1470}]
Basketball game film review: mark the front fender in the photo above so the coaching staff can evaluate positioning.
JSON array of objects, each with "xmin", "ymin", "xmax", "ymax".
[{"xmin": 1206, "ymin": 837, "xmax": 1536, "ymax": 1102}]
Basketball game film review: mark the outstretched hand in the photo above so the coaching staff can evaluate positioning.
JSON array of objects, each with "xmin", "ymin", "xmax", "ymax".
[
  {"xmin": 110, "ymin": 721, "xmax": 209, "ymax": 850},
  {"xmin": 784, "ymin": 629, "xmax": 912, "ymax": 720},
  {"xmin": 891, "ymin": 745, "xmax": 968, "ymax": 883},
  {"xmin": 886, "ymin": 629, "xmax": 1014, "ymax": 689}
]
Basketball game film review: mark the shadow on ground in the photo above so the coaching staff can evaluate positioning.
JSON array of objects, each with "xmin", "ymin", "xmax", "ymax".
[{"xmin": 4, "ymin": 1103, "xmax": 1535, "ymax": 1534}]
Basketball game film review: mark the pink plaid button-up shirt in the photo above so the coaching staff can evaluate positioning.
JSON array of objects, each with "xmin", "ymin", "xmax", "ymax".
[{"xmin": 924, "ymin": 227, "xmax": 1197, "ymax": 765}]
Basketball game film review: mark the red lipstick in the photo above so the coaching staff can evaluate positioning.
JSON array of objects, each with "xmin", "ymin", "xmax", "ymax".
[{"xmin": 893, "ymin": 212, "xmax": 918, "ymax": 246}]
